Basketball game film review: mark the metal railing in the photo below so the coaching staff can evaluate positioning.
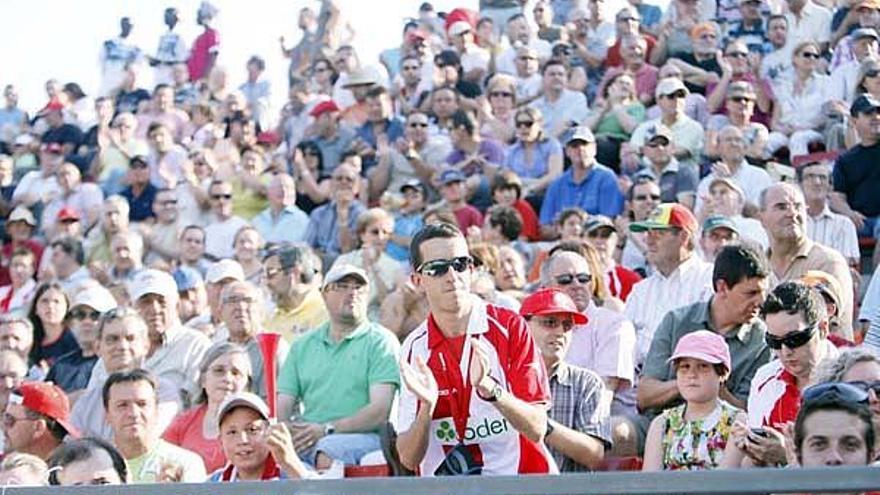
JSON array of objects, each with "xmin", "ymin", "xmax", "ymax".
[{"xmin": 4, "ymin": 466, "xmax": 878, "ymax": 495}]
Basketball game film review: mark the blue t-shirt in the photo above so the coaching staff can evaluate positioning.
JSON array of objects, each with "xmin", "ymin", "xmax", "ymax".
[
  {"xmin": 504, "ymin": 138, "xmax": 562, "ymax": 179},
  {"xmin": 387, "ymin": 211, "xmax": 424, "ymax": 262},
  {"xmin": 539, "ymin": 164, "xmax": 624, "ymax": 224}
]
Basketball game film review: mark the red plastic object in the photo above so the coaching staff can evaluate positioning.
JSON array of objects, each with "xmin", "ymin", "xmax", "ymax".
[
  {"xmin": 344, "ymin": 464, "xmax": 391, "ymax": 478},
  {"xmin": 255, "ymin": 332, "xmax": 281, "ymax": 418}
]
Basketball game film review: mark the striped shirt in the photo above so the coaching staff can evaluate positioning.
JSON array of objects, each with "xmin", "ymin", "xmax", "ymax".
[
  {"xmin": 806, "ymin": 205, "xmax": 860, "ymax": 263},
  {"xmin": 624, "ymin": 255, "xmax": 714, "ymax": 368},
  {"xmin": 398, "ymin": 297, "xmax": 558, "ymax": 476}
]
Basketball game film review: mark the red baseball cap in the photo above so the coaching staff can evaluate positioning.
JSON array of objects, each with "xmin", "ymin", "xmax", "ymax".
[
  {"xmin": 42, "ymin": 142, "xmax": 63, "ymax": 154},
  {"xmin": 629, "ymin": 203, "xmax": 698, "ymax": 234},
  {"xmin": 519, "ymin": 288, "xmax": 588, "ymax": 325},
  {"xmin": 309, "ymin": 100, "xmax": 340, "ymax": 118},
  {"xmin": 57, "ymin": 207, "xmax": 80, "ymax": 222},
  {"xmin": 9, "ymin": 382, "xmax": 79, "ymax": 438},
  {"xmin": 43, "ymin": 98, "xmax": 64, "ymax": 112}
]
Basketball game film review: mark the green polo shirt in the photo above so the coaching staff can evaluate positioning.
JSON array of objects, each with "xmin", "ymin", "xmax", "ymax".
[
  {"xmin": 278, "ymin": 320, "xmax": 400, "ymax": 425},
  {"xmin": 642, "ymin": 298, "xmax": 771, "ymax": 417}
]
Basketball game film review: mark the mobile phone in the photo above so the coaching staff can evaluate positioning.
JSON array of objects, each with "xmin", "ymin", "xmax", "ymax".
[{"xmin": 750, "ymin": 427, "xmax": 769, "ymax": 439}]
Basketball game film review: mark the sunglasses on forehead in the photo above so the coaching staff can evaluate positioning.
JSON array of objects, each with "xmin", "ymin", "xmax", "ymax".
[{"xmin": 416, "ymin": 256, "xmax": 473, "ymax": 277}]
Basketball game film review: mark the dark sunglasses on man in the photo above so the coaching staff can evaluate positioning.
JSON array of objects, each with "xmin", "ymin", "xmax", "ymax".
[
  {"xmin": 417, "ymin": 256, "xmax": 473, "ymax": 278},
  {"xmin": 764, "ymin": 324, "xmax": 815, "ymax": 350}
]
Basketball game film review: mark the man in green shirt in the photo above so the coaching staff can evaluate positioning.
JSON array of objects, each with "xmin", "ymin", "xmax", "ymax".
[{"xmin": 277, "ymin": 264, "xmax": 400, "ymax": 470}]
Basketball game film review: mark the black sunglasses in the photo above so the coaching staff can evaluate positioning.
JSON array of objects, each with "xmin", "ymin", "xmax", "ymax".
[
  {"xmin": 764, "ymin": 325, "xmax": 815, "ymax": 350},
  {"xmin": 555, "ymin": 273, "xmax": 592, "ymax": 286},
  {"xmin": 663, "ymin": 90, "xmax": 687, "ymax": 99},
  {"xmin": 490, "ymin": 91, "xmax": 513, "ymax": 98},
  {"xmin": 634, "ymin": 193, "xmax": 661, "ymax": 201},
  {"xmin": 865, "ymin": 69, "xmax": 880, "ymax": 78},
  {"xmin": 801, "ymin": 51, "xmax": 821, "ymax": 59},
  {"xmin": 726, "ymin": 52, "xmax": 749, "ymax": 58},
  {"xmin": 70, "ymin": 309, "xmax": 101, "ymax": 321},
  {"xmin": 729, "ymin": 96, "xmax": 753, "ymax": 103},
  {"xmin": 417, "ymin": 256, "xmax": 473, "ymax": 277},
  {"xmin": 515, "ymin": 120, "xmax": 534, "ymax": 128},
  {"xmin": 212, "ymin": 194, "xmax": 233, "ymax": 200},
  {"xmin": 802, "ymin": 382, "xmax": 869, "ymax": 405},
  {"xmin": 409, "ymin": 122, "xmax": 429, "ymax": 128}
]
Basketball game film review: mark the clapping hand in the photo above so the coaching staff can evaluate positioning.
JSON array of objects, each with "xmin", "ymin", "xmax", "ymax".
[{"xmin": 401, "ymin": 356, "xmax": 438, "ymax": 412}]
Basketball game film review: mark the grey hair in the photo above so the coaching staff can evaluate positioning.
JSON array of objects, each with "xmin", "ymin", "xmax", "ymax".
[
  {"xmin": 97, "ymin": 306, "xmax": 147, "ymax": 340},
  {"xmin": 195, "ymin": 342, "xmax": 252, "ymax": 404},
  {"xmin": 0, "ymin": 311, "xmax": 34, "ymax": 334},
  {"xmin": 104, "ymin": 194, "xmax": 131, "ymax": 218},
  {"xmin": 812, "ymin": 347, "xmax": 880, "ymax": 384},
  {"xmin": 0, "ymin": 453, "xmax": 48, "ymax": 485}
]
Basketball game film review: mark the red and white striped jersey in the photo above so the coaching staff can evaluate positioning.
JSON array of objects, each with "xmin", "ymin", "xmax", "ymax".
[{"xmin": 398, "ymin": 297, "xmax": 558, "ymax": 476}]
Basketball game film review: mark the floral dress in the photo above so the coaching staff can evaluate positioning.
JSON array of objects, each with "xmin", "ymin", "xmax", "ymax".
[{"xmin": 660, "ymin": 400, "xmax": 740, "ymax": 470}]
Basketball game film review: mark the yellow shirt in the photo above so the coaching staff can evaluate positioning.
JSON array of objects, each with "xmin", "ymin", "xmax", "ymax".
[
  {"xmin": 264, "ymin": 287, "xmax": 329, "ymax": 343},
  {"xmin": 231, "ymin": 179, "xmax": 269, "ymax": 221}
]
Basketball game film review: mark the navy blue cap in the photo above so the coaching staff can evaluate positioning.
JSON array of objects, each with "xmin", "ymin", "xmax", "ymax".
[{"xmin": 439, "ymin": 168, "xmax": 467, "ymax": 185}]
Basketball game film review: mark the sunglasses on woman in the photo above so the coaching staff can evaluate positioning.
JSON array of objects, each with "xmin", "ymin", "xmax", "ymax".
[
  {"xmin": 417, "ymin": 256, "xmax": 473, "ymax": 277},
  {"xmin": 764, "ymin": 325, "xmax": 815, "ymax": 350}
]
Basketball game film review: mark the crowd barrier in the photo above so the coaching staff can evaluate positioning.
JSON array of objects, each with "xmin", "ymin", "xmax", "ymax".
[{"xmin": 5, "ymin": 466, "xmax": 878, "ymax": 495}]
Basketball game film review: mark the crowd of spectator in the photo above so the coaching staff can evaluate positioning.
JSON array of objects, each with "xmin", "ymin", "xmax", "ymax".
[{"xmin": 0, "ymin": 0, "xmax": 878, "ymax": 491}]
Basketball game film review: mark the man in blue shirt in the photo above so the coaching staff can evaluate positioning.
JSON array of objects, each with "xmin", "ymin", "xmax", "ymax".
[
  {"xmin": 539, "ymin": 127, "xmax": 624, "ymax": 233},
  {"xmin": 355, "ymin": 86, "xmax": 405, "ymax": 172},
  {"xmin": 252, "ymin": 173, "xmax": 309, "ymax": 244},
  {"xmin": 305, "ymin": 163, "xmax": 366, "ymax": 268}
]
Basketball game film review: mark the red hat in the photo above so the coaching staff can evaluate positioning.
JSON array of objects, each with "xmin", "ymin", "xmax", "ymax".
[
  {"xmin": 406, "ymin": 29, "xmax": 429, "ymax": 44},
  {"xmin": 9, "ymin": 382, "xmax": 79, "ymax": 438},
  {"xmin": 309, "ymin": 100, "xmax": 340, "ymax": 118},
  {"xmin": 629, "ymin": 203, "xmax": 698, "ymax": 234},
  {"xmin": 57, "ymin": 207, "xmax": 80, "ymax": 222},
  {"xmin": 257, "ymin": 131, "xmax": 280, "ymax": 146},
  {"xmin": 519, "ymin": 288, "xmax": 588, "ymax": 325},
  {"xmin": 791, "ymin": 150, "xmax": 839, "ymax": 169},
  {"xmin": 43, "ymin": 98, "xmax": 64, "ymax": 112}
]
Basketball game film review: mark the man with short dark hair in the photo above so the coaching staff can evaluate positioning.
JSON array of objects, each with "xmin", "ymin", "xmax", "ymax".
[
  {"xmin": 356, "ymin": 86, "xmax": 405, "ymax": 171},
  {"xmin": 277, "ymin": 264, "xmax": 399, "ymax": 470},
  {"xmin": 204, "ymin": 179, "xmax": 248, "ymax": 260},
  {"xmin": 531, "ymin": 59, "xmax": 589, "ymax": 139},
  {"xmin": 793, "ymin": 383, "xmax": 875, "ymax": 477},
  {"xmin": 120, "ymin": 156, "xmax": 157, "ymax": 223},
  {"xmin": 3, "ymin": 382, "xmax": 77, "ymax": 460},
  {"xmin": 745, "ymin": 281, "xmax": 838, "ymax": 466},
  {"xmin": 638, "ymin": 245, "xmax": 772, "ymax": 445},
  {"xmin": 104, "ymin": 369, "xmax": 205, "ymax": 483},
  {"xmin": 396, "ymin": 223, "xmax": 557, "ymax": 475},
  {"xmin": 50, "ymin": 237, "xmax": 91, "ymax": 295},
  {"xmin": 48, "ymin": 437, "xmax": 128, "ymax": 485}
]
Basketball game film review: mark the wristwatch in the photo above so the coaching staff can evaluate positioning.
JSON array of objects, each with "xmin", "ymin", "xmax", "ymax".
[
  {"xmin": 478, "ymin": 379, "xmax": 504, "ymax": 402},
  {"xmin": 323, "ymin": 423, "xmax": 336, "ymax": 436},
  {"xmin": 546, "ymin": 419, "xmax": 556, "ymax": 437}
]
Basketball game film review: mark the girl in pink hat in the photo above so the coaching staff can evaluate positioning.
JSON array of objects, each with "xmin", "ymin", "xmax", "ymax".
[{"xmin": 642, "ymin": 330, "xmax": 747, "ymax": 470}]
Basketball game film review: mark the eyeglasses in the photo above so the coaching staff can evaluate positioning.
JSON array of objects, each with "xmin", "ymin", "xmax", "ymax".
[
  {"xmin": 402, "ymin": 65, "xmax": 421, "ymax": 71},
  {"xmin": 489, "ymin": 91, "xmax": 513, "ymax": 98},
  {"xmin": 802, "ymin": 382, "xmax": 869, "ymax": 405},
  {"xmin": 334, "ymin": 175, "xmax": 357, "ymax": 184},
  {"xmin": 634, "ymin": 193, "xmax": 661, "ymax": 201},
  {"xmin": 417, "ymin": 256, "xmax": 473, "ymax": 277},
  {"xmin": 70, "ymin": 309, "xmax": 101, "ymax": 321},
  {"xmin": 554, "ymin": 273, "xmax": 592, "ymax": 286},
  {"xmin": 726, "ymin": 52, "xmax": 749, "ymax": 58},
  {"xmin": 369, "ymin": 228, "xmax": 392, "ymax": 236},
  {"xmin": 515, "ymin": 120, "xmax": 535, "ymax": 129},
  {"xmin": 764, "ymin": 325, "xmax": 815, "ymax": 350},
  {"xmin": 866, "ymin": 69, "xmax": 880, "ymax": 78},
  {"xmin": 800, "ymin": 51, "xmax": 820, "ymax": 59},
  {"xmin": 211, "ymin": 194, "xmax": 233, "ymax": 201},
  {"xmin": 848, "ymin": 380, "xmax": 880, "ymax": 394},
  {"xmin": 517, "ymin": 56, "xmax": 538, "ymax": 61},
  {"xmin": 533, "ymin": 316, "xmax": 575, "ymax": 331},
  {"xmin": 663, "ymin": 90, "xmax": 688, "ymax": 99},
  {"xmin": 160, "ymin": 199, "xmax": 178, "ymax": 206},
  {"xmin": 314, "ymin": 66, "xmax": 330, "ymax": 73},
  {"xmin": 729, "ymin": 96, "xmax": 753, "ymax": 103},
  {"xmin": 645, "ymin": 140, "xmax": 668, "ymax": 148},
  {"xmin": 409, "ymin": 122, "xmax": 429, "ymax": 128}
]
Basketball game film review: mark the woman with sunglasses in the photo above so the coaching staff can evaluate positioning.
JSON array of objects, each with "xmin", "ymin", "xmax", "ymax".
[
  {"xmin": 480, "ymin": 74, "xmax": 518, "ymax": 145},
  {"xmin": 768, "ymin": 41, "xmax": 833, "ymax": 157},
  {"xmin": 503, "ymin": 106, "xmax": 563, "ymax": 203},
  {"xmin": 643, "ymin": 331, "xmax": 746, "ymax": 471},
  {"xmin": 45, "ymin": 284, "xmax": 115, "ymax": 394},
  {"xmin": 812, "ymin": 348, "xmax": 880, "ymax": 451},
  {"xmin": 308, "ymin": 58, "xmax": 338, "ymax": 97},
  {"xmin": 584, "ymin": 72, "xmax": 646, "ymax": 172}
]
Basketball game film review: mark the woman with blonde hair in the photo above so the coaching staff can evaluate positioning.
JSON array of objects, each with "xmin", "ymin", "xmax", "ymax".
[{"xmin": 481, "ymin": 73, "xmax": 518, "ymax": 143}]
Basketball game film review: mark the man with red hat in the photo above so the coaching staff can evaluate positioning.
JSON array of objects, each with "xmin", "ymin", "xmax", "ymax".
[
  {"xmin": 3, "ymin": 382, "xmax": 78, "ymax": 460},
  {"xmin": 310, "ymin": 99, "xmax": 356, "ymax": 174},
  {"xmin": 41, "ymin": 100, "xmax": 83, "ymax": 156},
  {"xmin": 625, "ymin": 203, "xmax": 714, "ymax": 369},
  {"xmin": 520, "ymin": 288, "xmax": 611, "ymax": 472}
]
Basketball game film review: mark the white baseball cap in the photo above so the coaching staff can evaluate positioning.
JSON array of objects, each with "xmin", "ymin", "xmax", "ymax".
[
  {"xmin": 129, "ymin": 269, "xmax": 178, "ymax": 302},
  {"xmin": 206, "ymin": 259, "xmax": 245, "ymax": 284},
  {"xmin": 322, "ymin": 264, "xmax": 369, "ymax": 290},
  {"xmin": 71, "ymin": 285, "xmax": 117, "ymax": 313}
]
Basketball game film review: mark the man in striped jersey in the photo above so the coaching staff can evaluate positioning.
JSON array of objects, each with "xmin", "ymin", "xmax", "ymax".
[{"xmin": 396, "ymin": 223, "xmax": 558, "ymax": 476}]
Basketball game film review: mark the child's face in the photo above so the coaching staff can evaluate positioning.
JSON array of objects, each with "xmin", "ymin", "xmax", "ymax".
[
  {"xmin": 402, "ymin": 189, "xmax": 425, "ymax": 213},
  {"xmin": 493, "ymin": 186, "xmax": 517, "ymax": 207},
  {"xmin": 675, "ymin": 357, "xmax": 723, "ymax": 403}
]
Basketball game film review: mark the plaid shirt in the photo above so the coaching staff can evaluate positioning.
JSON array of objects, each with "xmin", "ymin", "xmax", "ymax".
[{"xmin": 548, "ymin": 362, "xmax": 613, "ymax": 472}]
